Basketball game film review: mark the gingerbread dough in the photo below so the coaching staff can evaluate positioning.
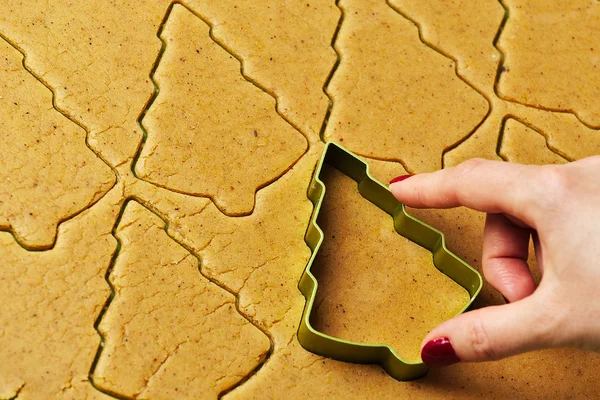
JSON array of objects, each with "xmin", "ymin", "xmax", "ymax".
[
  {"xmin": 183, "ymin": 0, "xmax": 340, "ymax": 141},
  {"xmin": 311, "ymin": 165, "xmax": 469, "ymax": 362},
  {"xmin": 392, "ymin": 0, "xmax": 600, "ymax": 166},
  {"xmin": 0, "ymin": 184, "xmax": 122, "ymax": 399},
  {"xmin": 91, "ymin": 201, "xmax": 270, "ymax": 399},
  {"xmin": 0, "ymin": 38, "xmax": 114, "ymax": 249},
  {"xmin": 135, "ymin": 5, "xmax": 307, "ymax": 216},
  {"xmin": 499, "ymin": 119, "xmax": 568, "ymax": 164},
  {"xmin": 323, "ymin": 0, "xmax": 488, "ymax": 173},
  {"xmin": 223, "ymin": 156, "xmax": 600, "ymax": 399},
  {"xmin": 1, "ymin": 0, "xmax": 599, "ymax": 399},
  {"xmin": 498, "ymin": 0, "xmax": 600, "ymax": 127},
  {"xmin": 0, "ymin": 0, "xmax": 172, "ymax": 165}
]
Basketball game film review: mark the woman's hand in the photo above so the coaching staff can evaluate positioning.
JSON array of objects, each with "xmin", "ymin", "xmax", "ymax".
[{"xmin": 389, "ymin": 156, "xmax": 600, "ymax": 367}]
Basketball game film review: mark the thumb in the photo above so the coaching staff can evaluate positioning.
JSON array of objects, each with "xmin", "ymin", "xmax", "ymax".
[{"xmin": 420, "ymin": 294, "xmax": 556, "ymax": 366}]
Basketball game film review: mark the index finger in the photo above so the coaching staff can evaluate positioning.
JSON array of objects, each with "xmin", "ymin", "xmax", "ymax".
[{"xmin": 389, "ymin": 159, "xmax": 545, "ymax": 228}]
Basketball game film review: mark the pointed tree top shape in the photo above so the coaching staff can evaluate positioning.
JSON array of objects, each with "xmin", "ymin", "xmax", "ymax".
[{"xmin": 297, "ymin": 142, "xmax": 482, "ymax": 381}]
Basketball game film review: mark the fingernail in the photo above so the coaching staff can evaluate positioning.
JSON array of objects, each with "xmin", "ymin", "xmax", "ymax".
[
  {"xmin": 389, "ymin": 174, "xmax": 412, "ymax": 184},
  {"xmin": 421, "ymin": 337, "xmax": 460, "ymax": 367}
]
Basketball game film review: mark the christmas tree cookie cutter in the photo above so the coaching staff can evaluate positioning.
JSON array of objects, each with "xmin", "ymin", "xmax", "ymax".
[{"xmin": 297, "ymin": 142, "xmax": 483, "ymax": 381}]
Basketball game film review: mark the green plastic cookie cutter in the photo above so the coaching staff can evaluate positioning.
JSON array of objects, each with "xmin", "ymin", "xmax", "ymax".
[{"xmin": 297, "ymin": 142, "xmax": 483, "ymax": 381}]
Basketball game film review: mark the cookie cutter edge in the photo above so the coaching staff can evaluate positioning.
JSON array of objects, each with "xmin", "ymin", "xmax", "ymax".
[{"xmin": 297, "ymin": 141, "xmax": 483, "ymax": 381}]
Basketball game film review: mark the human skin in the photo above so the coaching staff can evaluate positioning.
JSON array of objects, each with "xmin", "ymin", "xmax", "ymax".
[{"xmin": 389, "ymin": 156, "xmax": 600, "ymax": 367}]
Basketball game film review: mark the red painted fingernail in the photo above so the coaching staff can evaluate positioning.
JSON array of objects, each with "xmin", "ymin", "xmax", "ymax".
[
  {"xmin": 421, "ymin": 337, "xmax": 460, "ymax": 367},
  {"xmin": 389, "ymin": 174, "xmax": 412, "ymax": 184}
]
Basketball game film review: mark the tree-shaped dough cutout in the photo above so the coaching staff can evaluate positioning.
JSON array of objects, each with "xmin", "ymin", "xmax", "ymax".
[
  {"xmin": 323, "ymin": 0, "xmax": 488, "ymax": 172},
  {"xmin": 92, "ymin": 201, "xmax": 270, "ymax": 398},
  {"xmin": 135, "ymin": 4, "xmax": 307, "ymax": 215},
  {"xmin": 0, "ymin": 38, "xmax": 115, "ymax": 248}
]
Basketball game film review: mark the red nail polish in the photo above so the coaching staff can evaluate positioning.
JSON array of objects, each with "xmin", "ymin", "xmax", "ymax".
[
  {"xmin": 389, "ymin": 174, "xmax": 412, "ymax": 184},
  {"xmin": 421, "ymin": 337, "xmax": 460, "ymax": 367}
]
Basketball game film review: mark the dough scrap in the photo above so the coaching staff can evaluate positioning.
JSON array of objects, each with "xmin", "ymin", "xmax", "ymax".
[{"xmin": 135, "ymin": 4, "xmax": 307, "ymax": 215}]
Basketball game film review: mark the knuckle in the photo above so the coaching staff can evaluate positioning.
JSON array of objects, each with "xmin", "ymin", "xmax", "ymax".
[
  {"xmin": 467, "ymin": 315, "xmax": 498, "ymax": 361},
  {"xmin": 456, "ymin": 158, "xmax": 486, "ymax": 177},
  {"xmin": 535, "ymin": 165, "xmax": 571, "ymax": 209}
]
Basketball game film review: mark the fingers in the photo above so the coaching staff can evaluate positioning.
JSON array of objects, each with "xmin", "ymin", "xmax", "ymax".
[
  {"xmin": 389, "ymin": 159, "xmax": 544, "ymax": 227},
  {"xmin": 483, "ymin": 213, "xmax": 536, "ymax": 302},
  {"xmin": 420, "ymin": 295, "xmax": 554, "ymax": 365}
]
